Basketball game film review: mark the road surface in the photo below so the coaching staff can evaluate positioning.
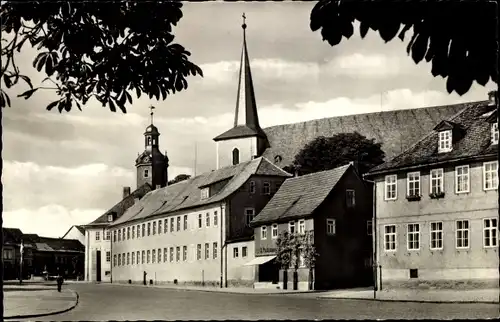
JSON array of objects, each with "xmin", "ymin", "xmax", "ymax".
[{"xmin": 25, "ymin": 283, "xmax": 500, "ymax": 320}]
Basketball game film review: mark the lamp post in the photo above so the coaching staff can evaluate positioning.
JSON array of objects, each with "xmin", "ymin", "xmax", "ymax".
[{"xmin": 19, "ymin": 239, "xmax": 24, "ymax": 284}]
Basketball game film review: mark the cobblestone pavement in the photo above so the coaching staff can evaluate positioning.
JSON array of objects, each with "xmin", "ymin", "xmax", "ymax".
[
  {"xmin": 4, "ymin": 284, "xmax": 78, "ymax": 319},
  {"xmin": 21, "ymin": 283, "xmax": 499, "ymax": 320}
]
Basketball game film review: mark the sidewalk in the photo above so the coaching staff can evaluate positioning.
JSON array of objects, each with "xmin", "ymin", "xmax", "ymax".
[
  {"xmin": 102, "ymin": 281, "xmax": 319, "ymax": 295},
  {"xmin": 318, "ymin": 288, "xmax": 500, "ymax": 304},
  {"xmin": 3, "ymin": 284, "xmax": 79, "ymax": 319}
]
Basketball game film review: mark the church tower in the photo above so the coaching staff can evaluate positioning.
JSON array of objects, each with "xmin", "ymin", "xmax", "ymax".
[
  {"xmin": 135, "ymin": 106, "xmax": 169, "ymax": 189},
  {"xmin": 213, "ymin": 14, "xmax": 269, "ymax": 169}
]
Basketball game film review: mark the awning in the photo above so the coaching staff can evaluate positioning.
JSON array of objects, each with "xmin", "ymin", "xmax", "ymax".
[{"xmin": 243, "ymin": 255, "xmax": 276, "ymax": 266}]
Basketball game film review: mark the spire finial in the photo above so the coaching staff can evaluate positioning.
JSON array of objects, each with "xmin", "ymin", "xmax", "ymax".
[
  {"xmin": 242, "ymin": 13, "xmax": 247, "ymax": 30},
  {"xmin": 149, "ymin": 105, "xmax": 155, "ymax": 125}
]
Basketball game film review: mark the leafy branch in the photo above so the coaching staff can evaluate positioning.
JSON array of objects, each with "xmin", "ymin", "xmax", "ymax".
[{"xmin": 1, "ymin": 1, "xmax": 203, "ymax": 113}]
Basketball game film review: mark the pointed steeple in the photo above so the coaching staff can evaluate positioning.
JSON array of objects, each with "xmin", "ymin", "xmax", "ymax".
[{"xmin": 234, "ymin": 13, "xmax": 261, "ymax": 130}]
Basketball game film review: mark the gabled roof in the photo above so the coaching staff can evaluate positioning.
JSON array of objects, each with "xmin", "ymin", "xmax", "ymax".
[
  {"xmin": 433, "ymin": 120, "xmax": 464, "ymax": 132},
  {"xmin": 262, "ymin": 102, "xmax": 470, "ymax": 167},
  {"xmin": 85, "ymin": 183, "xmax": 152, "ymax": 227},
  {"xmin": 110, "ymin": 157, "xmax": 292, "ymax": 227},
  {"xmin": 367, "ymin": 101, "xmax": 497, "ymax": 176},
  {"xmin": 251, "ymin": 164, "xmax": 352, "ymax": 226},
  {"xmin": 61, "ymin": 225, "xmax": 85, "ymax": 239}
]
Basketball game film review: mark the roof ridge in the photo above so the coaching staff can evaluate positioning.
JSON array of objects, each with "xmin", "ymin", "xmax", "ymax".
[
  {"xmin": 263, "ymin": 100, "xmax": 487, "ymax": 130},
  {"xmin": 291, "ymin": 163, "xmax": 351, "ymax": 180}
]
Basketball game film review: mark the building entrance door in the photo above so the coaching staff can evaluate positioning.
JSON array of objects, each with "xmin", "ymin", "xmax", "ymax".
[{"xmin": 96, "ymin": 250, "xmax": 101, "ymax": 282}]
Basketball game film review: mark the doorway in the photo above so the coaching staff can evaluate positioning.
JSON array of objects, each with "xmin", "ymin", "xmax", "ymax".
[{"xmin": 96, "ymin": 250, "xmax": 101, "ymax": 282}]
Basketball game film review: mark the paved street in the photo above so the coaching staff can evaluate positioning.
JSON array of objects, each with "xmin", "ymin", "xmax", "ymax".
[{"xmin": 20, "ymin": 283, "xmax": 500, "ymax": 320}]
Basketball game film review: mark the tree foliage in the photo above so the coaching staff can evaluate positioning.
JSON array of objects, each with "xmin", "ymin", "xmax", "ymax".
[
  {"xmin": 168, "ymin": 174, "xmax": 191, "ymax": 185},
  {"xmin": 1, "ymin": 1, "xmax": 203, "ymax": 113},
  {"xmin": 275, "ymin": 230, "xmax": 318, "ymax": 270},
  {"xmin": 310, "ymin": 0, "xmax": 498, "ymax": 96},
  {"xmin": 289, "ymin": 132, "xmax": 385, "ymax": 176}
]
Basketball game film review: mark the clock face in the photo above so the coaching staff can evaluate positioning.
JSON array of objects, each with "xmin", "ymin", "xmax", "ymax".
[{"xmin": 143, "ymin": 156, "xmax": 150, "ymax": 163}]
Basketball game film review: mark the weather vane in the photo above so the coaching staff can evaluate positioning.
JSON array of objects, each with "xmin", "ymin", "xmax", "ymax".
[
  {"xmin": 149, "ymin": 105, "xmax": 155, "ymax": 125},
  {"xmin": 242, "ymin": 13, "xmax": 247, "ymax": 29}
]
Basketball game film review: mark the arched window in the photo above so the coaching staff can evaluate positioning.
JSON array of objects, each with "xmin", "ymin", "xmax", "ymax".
[
  {"xmin": 232, "ymin": 148, "xmax": 240, "ymax": 165},
  {"xmin": 274, "ymin": 155, "xmax": 282, "ymax": 163},
  {"xmin": 147, "ymin": 136, "xmax": 152, "ymax": 146}
]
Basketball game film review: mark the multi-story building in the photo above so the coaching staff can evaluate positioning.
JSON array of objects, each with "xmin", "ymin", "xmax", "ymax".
[
  {"xmin": 84, "ymin": 184, "xmax": 152, "ymax": 282},
  {"xmin": 83, "ymin": 110, "xmax": 169, "ymax": 283},
  {"xmin": 250, "ymin": 164, "xmax": 373, "ymax": 290},
  {"xmin": 366, "ymin": 91, "xmax": 499, "ymax": 289},
  {"xmin": 110, "ymin": 157, "xmax": 291, "ymax": 287}
]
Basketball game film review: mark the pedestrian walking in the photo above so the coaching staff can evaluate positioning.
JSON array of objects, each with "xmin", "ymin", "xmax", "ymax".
[{"xmin": 56, "ymin": 268, "xmax": 64, "ymax": 292}]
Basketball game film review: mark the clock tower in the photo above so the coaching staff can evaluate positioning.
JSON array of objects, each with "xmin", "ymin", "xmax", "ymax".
[{"xmin": 135, "ymin": 106, "xmax": 169, "ymax": 189}]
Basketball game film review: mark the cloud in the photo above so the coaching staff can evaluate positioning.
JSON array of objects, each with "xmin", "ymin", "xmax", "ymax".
[{"xmin": 2, "ymin": 206, "xmax": 104, "ymax": 238}]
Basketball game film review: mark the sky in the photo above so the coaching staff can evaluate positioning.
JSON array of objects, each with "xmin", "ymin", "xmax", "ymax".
[{"xmin": 1, "ymin": 2, "xmax": 496, "ymax": 238}]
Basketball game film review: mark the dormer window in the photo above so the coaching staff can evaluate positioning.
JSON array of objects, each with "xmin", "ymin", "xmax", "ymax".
[
  {"xmin": 438, "ymin": 130, "xmax": 452, "ymax": 153},
  {"xmin": 274, "ymin": 155, "xmax": 283, "ymax": 163},
  {"xmin": 107, "ymin": 214, "xmax": 113, "ymax": 222},
  {"xmin": 201, "ymin": 187, "xmax": 209, "ymax": 200},
  {"xmin": 491, "ymin": 122, "xmax": 498, "ymax": 145}
]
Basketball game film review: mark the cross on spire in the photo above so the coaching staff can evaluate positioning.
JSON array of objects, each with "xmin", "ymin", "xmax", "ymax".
[{"xmin": 149, "ymin": 105, "xmax": 155, "ymax": 125}]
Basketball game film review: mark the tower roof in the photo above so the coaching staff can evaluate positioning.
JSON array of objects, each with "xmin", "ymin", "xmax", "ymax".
[
  {"xmin": 144, "ymin": 124, "xmax": 159, "ymax": 135},
  {"xmin": 214, "ymin": 14, "xmax": 266, "ymax": 142}
]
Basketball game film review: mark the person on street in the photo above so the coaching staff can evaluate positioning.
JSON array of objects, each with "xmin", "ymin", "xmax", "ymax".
[{"xmin": 56, "ymin": 269, "xmax": 64, "ymax": 292}]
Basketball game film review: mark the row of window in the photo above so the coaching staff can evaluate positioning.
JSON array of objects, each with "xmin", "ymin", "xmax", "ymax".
[
  {"xmin": 95, "ymin": 230, "xmax": 111, "ymax": 241},
  {"xmin": 259, "ymin": 218, "xmax": 338, "ymax": 240},
  {"xmin": 111, "ymin": 211, "xmax": 220, "ymax": 242},
  {"xmin": 232, "ymin": 246, "xmax": 248, "ymax": 258},
  {"xmin": 384, "ymin": 161, "xmax": 498, "ymax": 200},
  {"xmin": 383, "ymin": 218, "xmax": 498, "ymax": 251},
  {"xmin": 113, "ymin": 243, "xmax": 220, "ymax": 267}
]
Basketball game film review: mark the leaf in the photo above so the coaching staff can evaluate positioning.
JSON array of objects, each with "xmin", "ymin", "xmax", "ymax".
[
  {"xmin": 3, "ymin": 74, "xmax": 13, "ymax": 88},
  {"xmin": 18, "ymin": 88, "xmax": 39, "ymax": 99},
  {"xmin": 46, "ymin": 100, "xmax": 60, "ymax": 111},
  {"xmin": 76, "ymin": 100, "xmax": 82, "ymax": 111},
  {"xmin": 109, "ymin": 98, "xmax": 117, "ymax": 112},
  {"xmin": 125, "ymin": 90, "xmax": 132, "ymax": 104},
  {"xmin": 410, "ymin": 34, "xmax": 429, "ymax": 64},
  {"xmin": 19, "ymin": 75, "xmax": 33, "ymax": 89},
  {"xmin": 359, "ymin": 21, "xmax": 370, "ymax": 38}
]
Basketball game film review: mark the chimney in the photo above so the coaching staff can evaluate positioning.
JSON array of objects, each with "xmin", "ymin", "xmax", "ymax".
[
  {"xmin": 123, "ymin": 187, "xmax": 131, "ymax": 199},
  {"xmin": 488, "ymin": 90, "xmax": 498, "ymax": 106}
]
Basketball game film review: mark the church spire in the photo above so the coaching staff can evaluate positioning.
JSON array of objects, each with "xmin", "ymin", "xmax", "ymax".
[{"xmin": 234, "ymin": 13, "xmax": 261, "ymax": 130}]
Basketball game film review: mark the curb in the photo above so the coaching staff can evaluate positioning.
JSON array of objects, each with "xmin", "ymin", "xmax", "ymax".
[
  {"xmin": 104, "ymin": 282, "xmax": 325, "ymax": 296},
  {"xmin": 4, "ymin": 290, "xmax": 79, "ymax": 320},
  {"xmin": 317, "ymin": 296, "xmax": 500, "ymax": 304}
]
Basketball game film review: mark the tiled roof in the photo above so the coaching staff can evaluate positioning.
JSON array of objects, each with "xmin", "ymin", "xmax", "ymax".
[
  {"xmin": 86, "ymin": 183, "xmax": 152, "ymax": 226},
  {"xmin": 261, "ymin": 103, "xmax": 469, "ymax": 167},
  {"xmin": 2, "ymin": 227, "xmax": 24, "ymax": 244},
  {"xmin": 110, "ymin": 157, "xmax": 292, "ymax": 227},
  {"xmin": 368, "ymin": 100, "xmax": 497, "ymax": 175},
  {"xmin": 213, "ymin": 125, "xmax": 267, "ymax": 141},
  {"xmin": 251, "ymin": 164, "xmax": 352, "ymax": 226}
]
